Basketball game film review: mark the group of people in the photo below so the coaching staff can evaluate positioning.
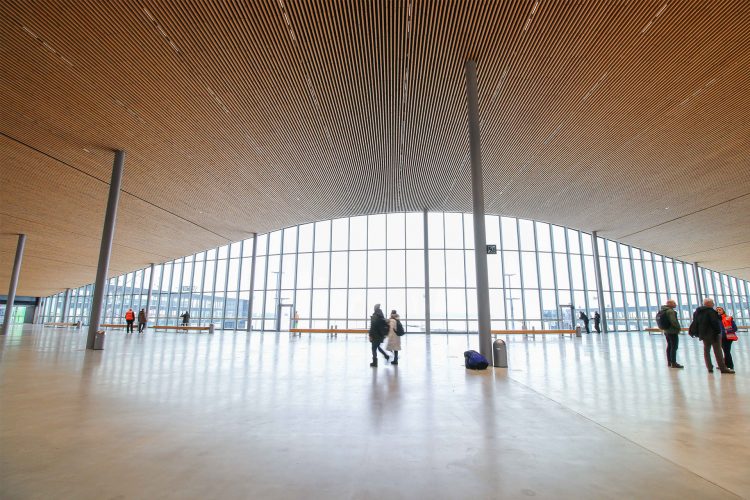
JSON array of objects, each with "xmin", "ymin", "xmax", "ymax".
[
  {"xmin": 660, "ymin": 298, "xmax": 737, "ymax": 373},
  {"xmin": 124, "ymin": 308, "xmax": 148, "ymax": 333},
  {"xmin": 123, "ymin": 309, "xmax": 191, "ymax": 333},
  {"xmin": 578, "ymin": 311, "xmax": 601, "ymax": 334},
  {"xmin": 368, "ymin": 304, "xmax": 403, "ymax": 367}
]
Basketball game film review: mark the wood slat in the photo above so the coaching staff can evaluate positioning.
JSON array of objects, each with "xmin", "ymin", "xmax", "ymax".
[{"xmin": 1, "ymin": 0, "xmax": 749, "ymax": 296}]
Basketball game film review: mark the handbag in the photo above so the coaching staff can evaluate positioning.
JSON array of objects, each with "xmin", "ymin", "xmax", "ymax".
[{"xmin": 726, "ymin": 330, "xmax": 739, "ymax": 342}]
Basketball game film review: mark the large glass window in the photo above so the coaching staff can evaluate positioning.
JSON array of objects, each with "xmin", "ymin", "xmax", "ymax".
[{"xmin": 46, "ymin": 212, "xmax": 750, "ymax": 332}]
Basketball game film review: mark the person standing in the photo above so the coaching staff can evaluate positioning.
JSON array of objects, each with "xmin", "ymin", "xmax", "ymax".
[
  {"xmin": 579, "ymin": 311, "xmax": 590, "ymax": 334},
  {"xmin": 291, "ymin": 310, "xmax": 300, "ymax": 335},
  {"xmin": 180, "ymin": 311, "xmax": 190, "ymax": 327},
  {"xmin": 716, "ymin": 306, "xmax": 738, "ymax": 370},
  {"xmin": 368, "ymin": 304, "xmax": 389, "ymax": 367},
  {"xmin": 693, "ymin": 299, "xmax": 734, "ymax": 374},
  {"xmin": 659, "ymin": 300, "xmax": 683, "ymax": 368},
  {"xmin": 386, "ymin": 310, "xmax": 402, "ymax": 365},
  {"xmin": 124, "ymin": 308, "xmax": 135, "ymax": 333},
  {"xmin": 138, "ymin": 308, "xmax": 147, "ymax": 333},
  {"xmin": 593, "ymin": 312, "xmax": 601, "ymax": 333}
]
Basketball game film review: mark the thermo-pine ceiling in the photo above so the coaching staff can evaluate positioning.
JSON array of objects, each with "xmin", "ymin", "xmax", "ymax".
[{"xmin": 1, "ymin": 0, "xmax": 749, "ymax": 296}]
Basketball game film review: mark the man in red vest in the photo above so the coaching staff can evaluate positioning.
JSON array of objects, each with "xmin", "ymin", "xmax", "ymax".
[{"xmin": 125, "ymin": 308, "xmax": 135, "ymax": 334}]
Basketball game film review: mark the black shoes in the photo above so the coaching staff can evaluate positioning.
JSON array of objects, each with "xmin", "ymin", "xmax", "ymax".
[
  {"xmin": 671, "ymin": 363, "xmax": 684, "ymax": 369},
  {"xmin": 708, "ymin": 368, "xmax": 714, "ymax": 373},
  {"xmin": 720, "ymin": 368, "xmax": 735, "ymax": 374},
  {"xmin": 370, "ymin": 361, "xmax": 377, "ymax": 367},
  {"xmin": 384, "ymin": 354, "xmax": 390, "ymax": 361},
  {"xmin": 391, "ymin": 360, "xmax": 398, "ymax": 365}
]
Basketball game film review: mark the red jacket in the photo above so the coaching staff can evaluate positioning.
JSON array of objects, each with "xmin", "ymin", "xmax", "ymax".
[{"xmin": 125, "ymin": 310, "xmax": 135, "ymax": 321}]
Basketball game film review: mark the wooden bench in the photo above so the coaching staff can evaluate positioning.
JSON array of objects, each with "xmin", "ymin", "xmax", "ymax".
[
  {"xmin": 100, "ymin": 323, "xmax": 129, "ymax": 328},
  {"xmin": 289, "ymin": 328, "xmax": 368, "ymax": 337},
  {"xmin": 153, "ymin": 325, "xmax": 213, "ymax": 333},
  {"xmin": 45, "ymin": 322, "xmax": 80, "ymax": 327},
  {"xmin": 492, "ymin": 329, "xmax": 579, "ymax": 337}
]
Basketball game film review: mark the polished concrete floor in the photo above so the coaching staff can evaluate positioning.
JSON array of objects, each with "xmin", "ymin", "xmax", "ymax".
[{"xmin": 1, "ymin": 325, "xmax": 747, "ymax": 499}]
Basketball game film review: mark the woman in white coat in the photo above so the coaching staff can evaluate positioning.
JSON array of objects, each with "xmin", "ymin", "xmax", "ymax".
[{"xmin": 386, "ymin": 310, "xmax": 402, "ymax": 365}]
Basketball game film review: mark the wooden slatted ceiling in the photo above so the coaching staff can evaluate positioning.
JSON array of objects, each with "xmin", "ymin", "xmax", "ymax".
[{"xmin": 1, "ymin": 0, "xmax": 749, "ymax": 296}]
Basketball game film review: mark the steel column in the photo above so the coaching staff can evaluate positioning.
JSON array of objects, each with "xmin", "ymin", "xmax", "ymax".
[
  {"xmin": 423, "ymin": 209, "xmax": 431, "ymax": 334},
  {"xmin": 86, "ymin": 150, "xmax": 125, "ymax": 349},
  {"xmin": 464, "ymin": 60, "xmax": 492, "ymax": 359},
  {"xmin": 2, "ymin": 234, "xmax": 27, "ymax": 335},
  {"xmin": 61, "ymin": 288, "xmax": 71, "ymax": 322},
  {"xmin": 591, "ymin": 231, "xmax": 607, "ymax": 333},
  {"xmin": 246, "ymin": 233, "xmax": 258, "ymax": 331}
]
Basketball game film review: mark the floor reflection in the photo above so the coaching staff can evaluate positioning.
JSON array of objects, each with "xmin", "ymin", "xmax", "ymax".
[{"xmin": 0, "ymin": 326, "xmax": 746, "ymax": 499}]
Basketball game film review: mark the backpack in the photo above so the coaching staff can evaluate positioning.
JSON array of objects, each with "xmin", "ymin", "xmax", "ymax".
[
  {"xmin": 688, "ymin": 320, "xmax": 698, "ymax": 338},
  {"xmin": 396, "ymin": 319, "xmax": 405, "ymax": 336},
  {"xmin": 464, "ymin": 350, "xmax": 489, "ymax": 370},
  {"xmin": 655, "ymin": 310, "xmax": 670, "ymax": 330}
]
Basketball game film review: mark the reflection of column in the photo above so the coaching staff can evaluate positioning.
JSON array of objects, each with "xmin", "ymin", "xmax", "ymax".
[
  {"xmin": 423, "ymin": 209, "xmax": 431, "ymax": 335},
  {"xmin": 145, "ymin": 263, "xmax": 155, "ymax": 323},
  {"xmin": 87, "ymin": 150, "xmax": 124, "ymax": 349},
  {"xmin": 2, "ymin": 234, "xmax": 27, "ymax": 335},
  {"xmin": 246, "ymin": 233, "xmax": 258, "ymax": 332},
  {"xmin": 465, "ymin": 60, "xmax": 492, "ymax": 360},
  {"xmin": 272, "ymin": 271, "xmax": 282, "ymax": 332},
  {"xmin": 591, "ymin": 231, "xmax": 607, "ymax": 333},
  {"xmin": 694, "ymin": 262, "xmax": 704, "ymax": 303},
  {"xmin": 504, "ymin": 274, "xmax": 516, "ymax": 329}
]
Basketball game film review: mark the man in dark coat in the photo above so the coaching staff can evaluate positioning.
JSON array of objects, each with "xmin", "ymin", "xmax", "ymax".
[
  {"xmin": 579, "ymin": 311, "xmax": 590, "ymax": 334},
  {"xmin": 593, "ymin": 312, "xmax": 601, "ymax": 333},
  {"xmin": 368, "ymin": 304, "xmax": 389, "ymax": 367},
  {"xmin": 693, "ymin": 299, "xmax": 734, "ymax": 374},
  {"xmin": 138, "ymin": 308, "xmax": 147, "ymax": 333}
]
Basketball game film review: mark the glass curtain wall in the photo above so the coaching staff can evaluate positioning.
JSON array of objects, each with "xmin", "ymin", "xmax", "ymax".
[{"xmin": 40, "ymin": 212, "xmax": 750, "ymax": 331}]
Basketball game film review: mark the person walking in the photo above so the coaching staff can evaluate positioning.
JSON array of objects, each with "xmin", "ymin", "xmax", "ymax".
[
  {"xmin": 386, "ymin": 310, "xmax": 402, "ymax": 365},
  {"xmin": 579, "ymin": 311, "xmax": 590, "ymax": 334},
  {"xmin": 716, "ymin": 306, "xmax": 738, "ymax": 370},
  {"xmin": 658, "ymin": 300, "xmax": 683, "ymax": 368},
  {"xmin": 124, "ymin": 308, "xmax": 135, "ymax": 333},
  {"xmin": 138, "ymin": 308, "xmax": 147, "ymax": 333},
  {"xmin": 180, "ymin": 311, "xmax": 190, "ymax": 327},
  {"xmin": 593, "ymin": 312, "xmax": 601, "ymax": 333},
  {"xmin": 368, "ymin": 304, "xmax": 389, "ymax": 367},
  {"xmin": 693, "ymin": 299, "xmax": 734, "ymax": 374}
]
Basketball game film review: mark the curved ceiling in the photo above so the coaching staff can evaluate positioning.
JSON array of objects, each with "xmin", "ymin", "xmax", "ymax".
[{"xmin": 1, "ymin": 0, "xmax": 749, "ymax": 297}]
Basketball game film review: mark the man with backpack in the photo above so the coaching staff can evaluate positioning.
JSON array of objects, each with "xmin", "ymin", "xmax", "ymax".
[{"xmin": 657, "ymin": 300, "xmax": 683, "ymax": 368}]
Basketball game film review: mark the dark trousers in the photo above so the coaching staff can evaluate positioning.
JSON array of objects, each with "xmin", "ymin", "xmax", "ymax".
[
  {"xmin": 594, "ymin": 321, "xmax": 601, "ymax": 333},
  {"xmin": 138, "ymin": 322, "xmax": 146, "ymax": 333},
  {"xmin": 703, "ymin": 335, "xmax": 728, "ymax": 371},
  {"xmin": 126, "ymin": 320, "xmax": 134, "ymax": 333},
  {"xmin": 664, "ymin": 333, "xmax": 679, "ymax": 365},
  {"xmin": 371, "ymin": 341, "xmax": 388, "ymax": 361},
  {"xmin": 583, "ymin": 321, "xmax": 590, "ymax": 334},
  {"xmin": 722, "ymin": 339, "xmax": 734, "ymax": 370}
]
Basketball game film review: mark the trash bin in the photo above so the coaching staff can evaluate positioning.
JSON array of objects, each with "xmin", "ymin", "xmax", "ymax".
[
  {"xmin": 93, "ymin": 330, "xmax": 106, "ymax": 350},
  {"xmin": 576, "ymin": 326, "xmax": 582, "ymax": 338},
  {"xmin": 209, "ymin": 324, "xmax": 215, "ymax": 334},
  {"xmin": 493, "ymin": 339, "xmax": 508, "ymax": 368}
]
